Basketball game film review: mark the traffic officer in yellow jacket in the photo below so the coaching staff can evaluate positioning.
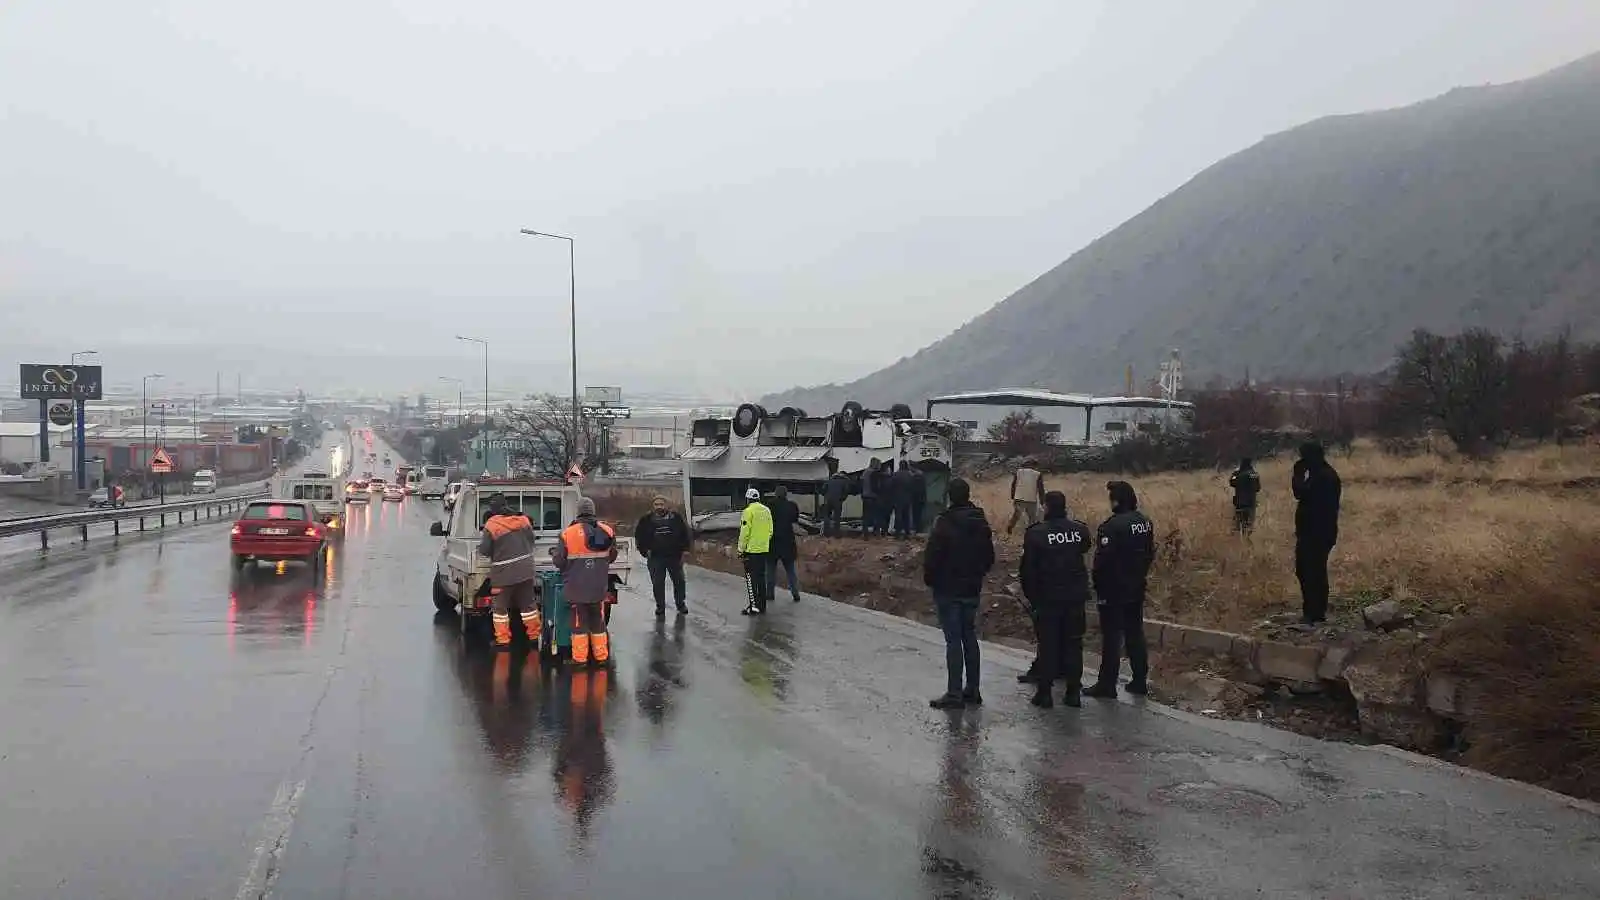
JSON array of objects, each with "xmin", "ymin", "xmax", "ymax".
[
  {"xmin": 478, "ymin": 494, "xmax": 542, "ymax": 651},
  {"xmin": 553, "ymin": 497, "xmax": 619, "ymax": 666},
  {"xmin": 738, "ymin": 487, "xmax": 774, "ymax": 616}
]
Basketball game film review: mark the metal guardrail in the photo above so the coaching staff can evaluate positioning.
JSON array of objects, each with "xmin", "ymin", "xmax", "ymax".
[{"xmin": 0, "ymin": 491, "xmax": 270, "ymax": 551}]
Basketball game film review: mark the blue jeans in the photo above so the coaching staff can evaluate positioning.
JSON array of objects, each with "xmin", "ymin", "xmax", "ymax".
[
  {"xmin": 765, "ymin": 554, "xmax": 800, "ymax": 601},
  {"xmin": 934, "ymin": 594, "xmax": 980, "ymax": 696}
]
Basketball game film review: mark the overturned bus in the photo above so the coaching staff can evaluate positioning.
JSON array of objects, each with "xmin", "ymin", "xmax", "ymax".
[{"xmin": 678, "ymin": 401, "xmax": 959, "ymax": 532}]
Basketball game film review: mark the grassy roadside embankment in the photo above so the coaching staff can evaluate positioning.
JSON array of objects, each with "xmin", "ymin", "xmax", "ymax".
[{"xmin": 586, "ymin": 443, "xmax": 1600, "ymax": 799}]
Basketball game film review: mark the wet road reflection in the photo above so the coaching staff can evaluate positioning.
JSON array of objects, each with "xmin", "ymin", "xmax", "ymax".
[
  {"xmin": 636, "ymin": 614, "xmax": 689, "ymax": 734},
  {"xmin": 3, "ymin": 449, "xmax": 1600, "ymax": 899}
]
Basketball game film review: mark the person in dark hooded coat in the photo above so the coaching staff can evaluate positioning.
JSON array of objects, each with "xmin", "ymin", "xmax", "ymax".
[
  {"xmin": 1292, "ymin": 441, "xmax": 1342, "ymax": 625},
  {"xmin": 1084, "ymin": 481, "xmax": 1155, "ymax": 699}
]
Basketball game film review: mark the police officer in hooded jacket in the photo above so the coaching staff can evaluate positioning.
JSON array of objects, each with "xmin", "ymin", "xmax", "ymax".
[
  {"xmin": 1085, "ymin": 481, "xmax": 1156, "ymax": 699},
  {"xmin": 1019, "ymin": 491, "xmax": 1092, "ymax": 708}
]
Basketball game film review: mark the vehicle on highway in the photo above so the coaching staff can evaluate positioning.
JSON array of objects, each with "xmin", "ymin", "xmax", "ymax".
[
  {"xmin": 192, "ymin": 468, "xmax": 219, "ymax": 494},
  {"xmin": 230, "ymin": 500, "xmax": 329, "ymax": 573},
  {"xmin": 429, "ymin": 478, "xmax": 631, "ymax": 648},
  {"xmin": 274, "ymin": 471, "xmax": 345, "ymax": 528},
  {"xmin": 417, "ymin": 464, "xmax": 450, "ymax": 499},
  {"xmin": 87, "ymin": 485, "xmax": 126, "ymax": 508},
  {"xmin": 442, "ymin": 481, "xmax": 465, "ymax": 512},
  {"xmin": 383, "ymin": 483, "xmax": 405, "ymax": 502},
  {"xmin": 346, "ymin": 480, "xmax": 370, "ymax": 503},
  {"xmin": 396, "ymin": 465, "xmax": 414, "ymax": 493},
  {"xmin": 368, "ymin": 477, "xmax": 387, "ymax": 494}
]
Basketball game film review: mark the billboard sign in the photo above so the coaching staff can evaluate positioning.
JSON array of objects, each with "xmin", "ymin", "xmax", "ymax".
[
  {"xmin": 47, "ymin": 402, "xmax": 74, "ymax": 427},
  {"xmin": 19, "ymin": 364, "xmax": 103, "ymax": 400},
  {"xmin": 583, "ymin": 386, "xmax": 622, "ymax": 406}
]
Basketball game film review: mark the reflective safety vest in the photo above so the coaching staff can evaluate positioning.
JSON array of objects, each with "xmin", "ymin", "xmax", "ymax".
[{"xmin": 555, "ymin": 518, "xmax": 616, "ymax": 605}]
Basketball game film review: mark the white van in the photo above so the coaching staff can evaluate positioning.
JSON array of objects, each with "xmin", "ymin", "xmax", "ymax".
[
  {"xmin": 192, "ymin": 469, "xmax": 218, "ymax": 494},
  {"xmin": 274, "ymin": 471, "xmax": 346, "ymax": 528},
  {"xmin": 417, "ymin": 464, "xmax": 450, "ymax": 500}
]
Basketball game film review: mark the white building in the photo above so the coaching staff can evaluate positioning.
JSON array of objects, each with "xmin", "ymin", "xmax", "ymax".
[
  {"xmin": 926, "ymin": 389, "xmax": 1195, "ymax": 446},
  {"xmin": 0, "ymin": 422, "xmax": 78, "ymax": 469}
]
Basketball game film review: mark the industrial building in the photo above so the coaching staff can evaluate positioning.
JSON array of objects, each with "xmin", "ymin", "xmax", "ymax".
[{"xmin": 926, "ymin": 389, "xmax": 1194, "ymax": 446}]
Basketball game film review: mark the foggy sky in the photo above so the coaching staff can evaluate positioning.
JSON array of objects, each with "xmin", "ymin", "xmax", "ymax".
[{"xmin": 3, "ymin": 1, "xmax": 1597, "ymax": 400}]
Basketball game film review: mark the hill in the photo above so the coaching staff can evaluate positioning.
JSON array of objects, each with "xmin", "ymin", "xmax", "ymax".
[{"xmin": 765, "ymin": 52, "xmax": 1600, "ymax": 413}]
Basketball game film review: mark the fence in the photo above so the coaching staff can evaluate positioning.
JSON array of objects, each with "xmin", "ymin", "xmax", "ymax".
[{"xmin": 0, "ymin": 491, "xmax": 269, "ymax": 551}]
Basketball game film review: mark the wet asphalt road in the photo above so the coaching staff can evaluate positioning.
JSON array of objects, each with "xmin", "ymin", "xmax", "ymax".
[{"xmin": 2, "ymin": 451, "xmax": 1599, "ymax": 898}]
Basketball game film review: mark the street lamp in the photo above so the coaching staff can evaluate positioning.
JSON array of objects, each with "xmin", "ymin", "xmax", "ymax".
[
  {"xmin": 455, "ymin": 335, "xmax": 489, "ymax": 430},
  {"xmin": 519, "ymin": 228, "xmax": 579, "ymax": 471},
  {"xmin": 141, "ymin": 373, "xmax": 163, "ymax": 482},
  {"xmin": 438, "ymin": 376, "xmax": 464, "ymax": 429}
]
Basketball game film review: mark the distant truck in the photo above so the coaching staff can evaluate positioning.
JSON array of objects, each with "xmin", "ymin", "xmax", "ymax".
[
  {"xmin": 416, "ymin": 464, "xmax": 450, "ymax": 500},
  {"xmin": 272, "ymin": 470, "xmax": 346, "ymax": 528},
  {"xmin": 191, "ymin": 469, "xmax": 218, "ymax": 494},
  {"xmin": 429, "ymin": 478, "xmax": 631, "ymax": 646}
]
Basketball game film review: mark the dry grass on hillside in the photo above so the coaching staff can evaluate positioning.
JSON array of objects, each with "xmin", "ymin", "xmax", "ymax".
[
  {"xmin": 1431, "ymin": 533, "xmax": 1600, "ymax": 799},
  {"xmin": 970, "ymin": 441, "xmax": 1600, "ymax": 631}
]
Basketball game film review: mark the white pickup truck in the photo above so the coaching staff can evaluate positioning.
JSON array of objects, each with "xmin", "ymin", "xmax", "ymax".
[{"xmin": 429, "ymin": 479, "xmax": 631, "ymax": 640}]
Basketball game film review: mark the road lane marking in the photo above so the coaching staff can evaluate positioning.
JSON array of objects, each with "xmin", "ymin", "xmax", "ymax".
[{"xmin": 234, "ymin": 778, "xmax": 306, "ymax": 900}]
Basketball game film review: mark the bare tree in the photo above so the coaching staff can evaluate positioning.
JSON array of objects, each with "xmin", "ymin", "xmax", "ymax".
[
  {"xmin": 1385, "ymin": 328, "xmax": 1510, "ymax": 454},
  {"xmin": 986, "ymin": 410, "xmax": 1054, "ymax": 457},
  {"xmin": 499, "ymin": 394, "xmax": 603, "ymax": 474},
  {"xmin": 1505, "ymin": 332, "xmax": 1583, "ymax": 441}
]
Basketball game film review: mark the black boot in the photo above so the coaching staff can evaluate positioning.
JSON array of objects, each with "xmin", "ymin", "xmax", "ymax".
[
  {"xmin": 1062, "ymin": 685, "xmax": 1082, "ymax": 708},
  {"xmin": 1017, "ymin": 668, "xmax": 1041, "ymax": 684},
  {"xmin": 655, "ymin": 603, "xmax": 666, "ymax": 618},
  {"xmin": 929, "ymin": 693, "xmax": 965, "ymax": 710},
  {"xmin": 961, "ymin": 688, "xmax": 983, "ymax": 707},
  {"xmin": 675, "ymin": 600, "xmax": 689, "ymax": 614},
  {"xmin": 1029, "ymin": 689, "xmax": 1053, "ymax": 709},
  {"xmin": 1083, "ymin": 683, "xmax": 1117, "ymax": 699}
]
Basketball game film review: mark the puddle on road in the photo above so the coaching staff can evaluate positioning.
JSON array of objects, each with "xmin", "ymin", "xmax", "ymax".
[{"xmin": 1147, "ymin": 781, "xmax": 1285, "ymax": 816}]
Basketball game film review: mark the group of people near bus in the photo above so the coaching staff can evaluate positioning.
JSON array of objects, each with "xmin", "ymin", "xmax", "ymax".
[{"xmin": 486, "ymin": 439, "xmax": 1342, "ymax": 711}]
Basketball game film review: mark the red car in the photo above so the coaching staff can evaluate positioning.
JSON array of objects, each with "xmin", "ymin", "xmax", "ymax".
[{"xmin": 231, "ymin": 500, "xmax": 328, "ymax": 573}]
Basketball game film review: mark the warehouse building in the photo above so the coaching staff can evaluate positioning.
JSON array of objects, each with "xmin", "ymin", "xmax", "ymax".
[{"xmin": 926, "ymin": 389, "xmax": 1194, "ymax": 446}]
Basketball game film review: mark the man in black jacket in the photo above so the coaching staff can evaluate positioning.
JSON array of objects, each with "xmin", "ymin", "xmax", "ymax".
[
  {"xmin": 1085, "ymin": 481, "xmax": 1156, "ymax": 699},
  {"xmin": 1019, "ymin": 491, "xmax": 1092, "ymax": 708},
  {"xmin": 890, "ymin": 462, "xmax": 917, "ymax": 538},
  {"xmin": 860, "ymin": 458, "xmax": 881, "ymax": 538},
  {"xmin": 1229, "ymin": 457, "xmax": 1261, "ymax": 534},
  {"xmin": 635, "ymin": 495, "xmax": 691, "ymax": 616},
  {"xmin": 923, "ymin": 478, "xmax": 996, "ymax": 709},
  {"xmin": 821, "ymin": 470, "xmax": 849, "ymax": 537},
  {"xmin": 1292, "ymin": 442, "xmax": 1342, "ymax": 625},
  {"xmin": 764, "ymin": 486, "xmax": 802, "ymax": 603}
]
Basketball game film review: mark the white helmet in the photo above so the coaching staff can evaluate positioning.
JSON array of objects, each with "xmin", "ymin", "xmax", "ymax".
[{"xmin": 745, "ymin": 487, "xmax": 761, "ymax": 500}]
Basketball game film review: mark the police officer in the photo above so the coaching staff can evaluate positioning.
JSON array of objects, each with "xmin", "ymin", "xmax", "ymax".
[
  {"xmin": 1019, "ymin": 491, "xmax": 1092, "ymax": 708},
  {"xmin": 1084, "ymin": 481, "xmax": 1156, "ymax": 699}
]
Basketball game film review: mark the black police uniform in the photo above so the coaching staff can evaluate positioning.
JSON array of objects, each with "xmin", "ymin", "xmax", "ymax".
[
  {"xmin": 1090, "ymin": 508, "xmax": 1156, "ymax": 693},
  {"xmin": 1019, "ymin": 514, "xmax": 1093, "ymax": 697}
]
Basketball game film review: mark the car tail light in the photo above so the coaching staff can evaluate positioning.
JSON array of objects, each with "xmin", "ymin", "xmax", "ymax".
[
  {"xmin": 304, "ymin": 526, "xmax": 320, "ymax": 537},
  {"xmin": 231, "ymin": 524, "xmax": 242, "ymax": 536}
]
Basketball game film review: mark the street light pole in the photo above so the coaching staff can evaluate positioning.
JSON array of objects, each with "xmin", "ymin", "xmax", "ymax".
[
  {"xmin": 68, "ymin": 350, "xmax": 97, "ymax": 492},
  {"xmin": 519, "ymin": 229, "xmax": 579, "ymax": 471},
  {"xmin": 438, "ymin": 377, "xmax": 464, "ymax": 429},
  {"xmin": 141, "ymin": 373, "xmax": 162, "ymax": 495},
  {"xmin": 455, "ymin": 335, "xmax": 489, "ymax": 430}
]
